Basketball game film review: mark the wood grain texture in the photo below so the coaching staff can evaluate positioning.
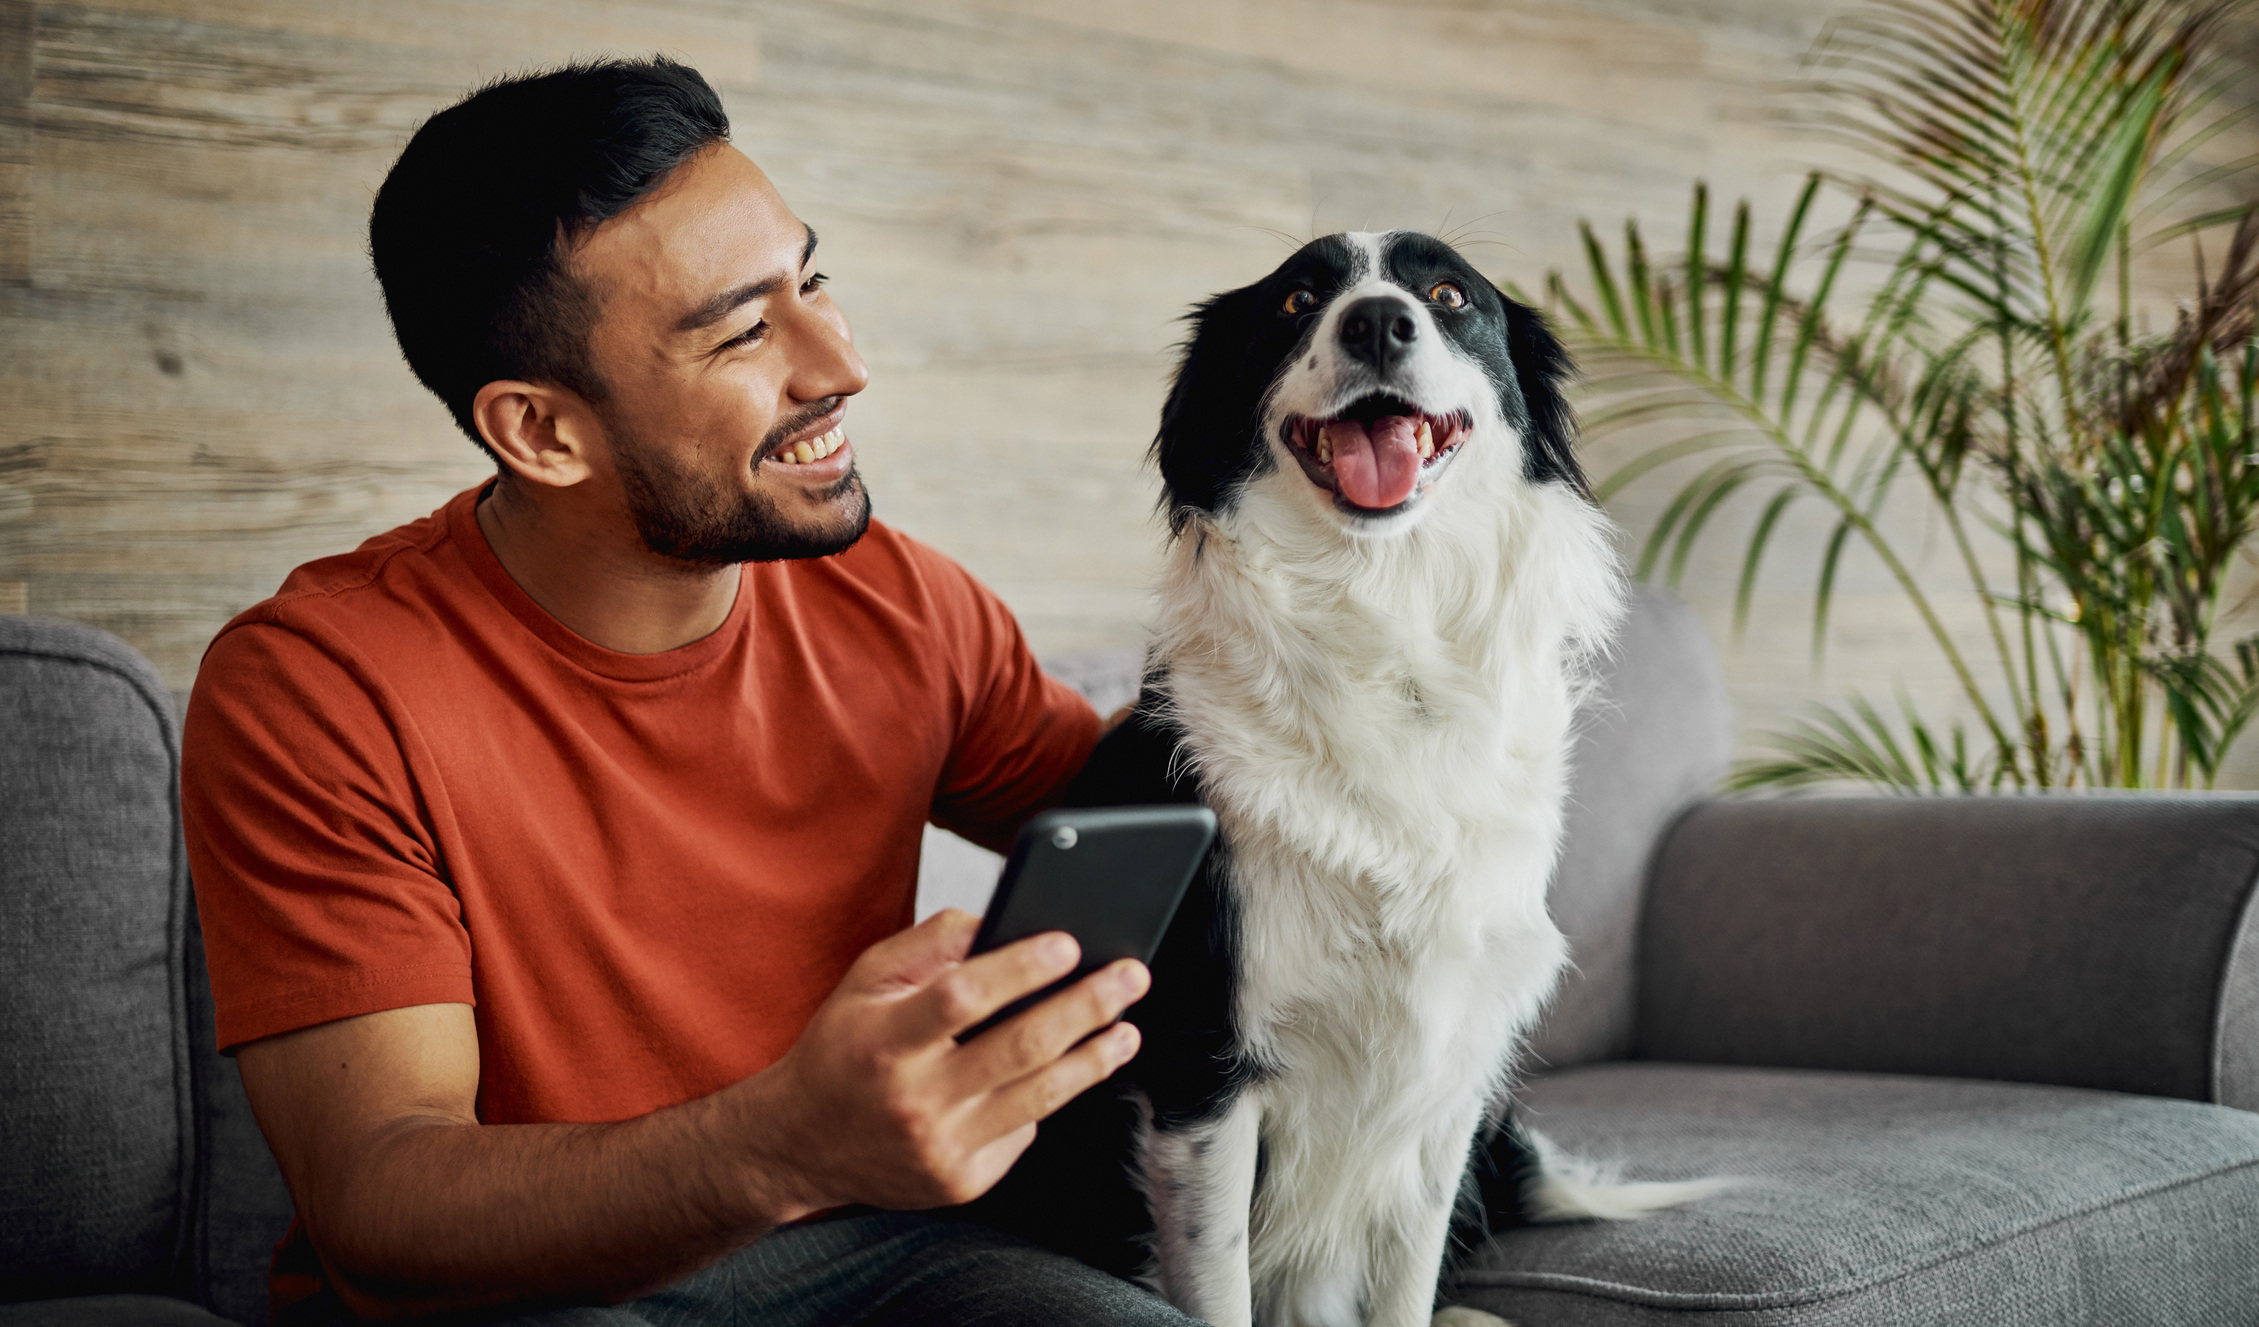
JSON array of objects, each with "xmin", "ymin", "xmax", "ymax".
[{"xmin": 4, "ymin": 0, "xmax": 2253, "ymax": 780}]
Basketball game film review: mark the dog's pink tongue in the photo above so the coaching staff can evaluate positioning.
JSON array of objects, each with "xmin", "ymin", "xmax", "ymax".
[{"xmin": 1327, "ymin": 416, "xmax": 1422, "ymax": 509}]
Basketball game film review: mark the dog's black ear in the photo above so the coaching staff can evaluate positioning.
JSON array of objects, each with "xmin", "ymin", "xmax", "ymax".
[
  {"xmin": 1153, "ymin": 282, "xmax": 1280, "ymax": 534},
  {"xmin": 1497, "ymin": 292, "xmax": 1590, "ymax": 500}
]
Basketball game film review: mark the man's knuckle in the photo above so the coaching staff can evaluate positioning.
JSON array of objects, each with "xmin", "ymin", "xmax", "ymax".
[
  {"xmin": 880, "ymin": 1092, "xmax": 926, "ymax": 1138},
  {"xmin": 1033, "ymin": 1068, "xmax": 1078, "ymax": 1118},
  {"xmin": 933, "ymin": 975, "xmax": 982, "ymax": 1024},
  {"xmin": 1005, "ymin": 1017, "xmax": 1054, "ymax": 1067}
]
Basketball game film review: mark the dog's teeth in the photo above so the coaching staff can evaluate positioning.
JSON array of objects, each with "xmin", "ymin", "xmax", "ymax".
[
  {"xmin": 1316, "ymin": 438, "xmax": 1333, "ymax": 464},
  {"xmin": 1417, "ymin": 419, "xmax": 1435, "ymax": 459}
]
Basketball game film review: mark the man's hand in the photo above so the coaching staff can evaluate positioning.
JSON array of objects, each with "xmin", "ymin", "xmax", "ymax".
[
  {"xmin": 742, "ymin": 908, "xmax": 1147, "ymax": 1216},
  {"xmin": 235, "ymin": 910, "xmax": 1144, "ymax": 1317}
]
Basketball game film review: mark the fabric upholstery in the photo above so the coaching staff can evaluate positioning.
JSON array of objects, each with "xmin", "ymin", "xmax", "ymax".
[
  {"xmin": 0, "ymin": 616, "xmax": 194, "ymax": 1300},
  {"xmin": 2217, "ymin": 877, "xmax": 2259, "ymax": 1111},
  {"xmin": 1453, "ymin": 1062, "xmax": 2259, "ymax": 1325},
  {"xmin": 184, "ymin": 898, "xmax": 294, "ymax": 1327},
  {"xmin": 0, "ymin": 1295, "xmax": 237, "ymax": 1326},
  {"xmin": 1530, "ymin": 585, "xmax": 1733, "ymax": 1069},
  {"xmin": 1637, "ymin": 795, "xmax": 2259, "ymax": 1103}
]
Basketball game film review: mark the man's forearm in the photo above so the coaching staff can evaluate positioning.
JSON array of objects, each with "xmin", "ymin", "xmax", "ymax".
[
  {"xmin": 313, "ymin": 1072, "xmax": 806, "ymax": 1319},
  {"xmin": 246, "ymin": 918, "xmax": 1143, "ymax": 1320}
]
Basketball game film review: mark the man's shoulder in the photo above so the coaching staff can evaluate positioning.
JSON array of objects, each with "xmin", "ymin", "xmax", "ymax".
[{"xmin": 205, "ymin": 486, "xmax": 479, "ymax": 671}]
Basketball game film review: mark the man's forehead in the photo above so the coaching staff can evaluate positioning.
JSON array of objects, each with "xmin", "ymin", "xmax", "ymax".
[{"xmin": 571, "ymin": 144, "xmax": 810, "ymax": 323}]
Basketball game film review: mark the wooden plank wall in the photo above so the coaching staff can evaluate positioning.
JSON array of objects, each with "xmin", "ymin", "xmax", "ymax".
[{"xmin": 3, "ymin": 1, "xmax": 2253, "ymax": 777}]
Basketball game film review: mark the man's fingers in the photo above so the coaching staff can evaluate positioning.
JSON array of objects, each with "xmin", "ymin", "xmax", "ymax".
[
  {"xmin": 970, "ymin": 1020, "xmax": 1141, "ymax": 1140},
  {"xmin": 947, "ymin": 959, "xmax": 1149, "ymax": 1090},
  {"xmin": 850, "ymin": 908, "xmax": 980, "ymax": 994},
  {"xmin": 944, "ymin": 1121, "xmax": 1041, "ymax": 1206},
  {"xmin": 901, "ymin": 930, "xmax": 1083, "ymax": 1042}
]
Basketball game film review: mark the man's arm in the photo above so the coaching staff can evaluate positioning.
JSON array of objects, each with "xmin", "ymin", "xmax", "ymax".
[{"xmin": 239, "ymin": 908, "xmax": 1147, "ymax": 1320}]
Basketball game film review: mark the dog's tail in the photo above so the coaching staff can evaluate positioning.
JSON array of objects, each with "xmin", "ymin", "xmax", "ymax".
[
  {"xmin": 1448, "ymin": 1106, "xmax": 1733, "ymax": 1263},
  {"xmin": 1511, "ymin": 1124, "xmax": 1737, "ymax": 1222}
]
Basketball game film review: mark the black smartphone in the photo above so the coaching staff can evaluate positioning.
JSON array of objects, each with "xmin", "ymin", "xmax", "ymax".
[{"xmin": 958, "ymin": 804, "xmax": 1218, "ymax": 1040}]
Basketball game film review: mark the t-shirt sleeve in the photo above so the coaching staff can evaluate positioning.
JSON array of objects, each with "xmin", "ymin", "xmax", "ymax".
[
  {"xmin": 914, "ymin": 546, "xmax": 1102, "ymax": 854},
  {"xmin": 182, "ymin": 620, "xmax": 475, "ymax": 1051}
]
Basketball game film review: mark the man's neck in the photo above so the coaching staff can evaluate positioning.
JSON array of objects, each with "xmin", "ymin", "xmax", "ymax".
[{"xmin": 475, "ymin": 479, "xmax": 741, "ymax": 655}]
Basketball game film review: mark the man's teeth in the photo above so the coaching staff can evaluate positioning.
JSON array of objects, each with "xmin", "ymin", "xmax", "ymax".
[{"xmin": 777, "ymin": 427, "xmax": 846, "ymax": 465}]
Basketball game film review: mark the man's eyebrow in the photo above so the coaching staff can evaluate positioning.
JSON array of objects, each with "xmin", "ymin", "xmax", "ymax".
[{"xmin": 673, "ymin": 225, "xmax": 820, "ymax": 335}]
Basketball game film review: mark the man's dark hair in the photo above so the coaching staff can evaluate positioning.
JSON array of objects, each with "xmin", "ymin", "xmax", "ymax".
[{"xmin": 370, "ymin": 58, "xmax": 730, "ymax": 457}]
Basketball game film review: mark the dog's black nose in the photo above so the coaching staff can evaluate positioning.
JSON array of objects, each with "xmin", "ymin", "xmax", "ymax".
[{"xmin": 1338, "ymin": 296, "xmax": 1418, "ymax": 372}]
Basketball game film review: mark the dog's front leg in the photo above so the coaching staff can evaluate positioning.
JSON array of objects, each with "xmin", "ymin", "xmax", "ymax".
[
  {"xmin": 1365, "ymin": 1101, "xmax": 1488, "ymax": 1327},
  {"xmin": 1141, "ymin": 1092, "xmax": 1262, "ymax": 1327}
]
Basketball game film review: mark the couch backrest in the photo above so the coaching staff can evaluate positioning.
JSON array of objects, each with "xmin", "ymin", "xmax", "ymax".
[
  {"xmin": 0, "ymin": 614, "xmax": 197, "ymax": 1300},
  {"xmin": 1527, "ymin": 585, "xmax": 1733, "ymax": 1070},
  {"xmin": 0, "ymin": 615, "xmax": 292, "ymax": 1323}
]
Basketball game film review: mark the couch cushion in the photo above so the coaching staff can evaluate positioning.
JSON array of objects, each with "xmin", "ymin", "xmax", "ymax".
[
  {"xmin": 1451, "ymin": 1062, "xmax": 2259, "ymax": 1325},
  {"xmin": 0, "ymin": 616, "xmax": 194, "ymax": 1300}
]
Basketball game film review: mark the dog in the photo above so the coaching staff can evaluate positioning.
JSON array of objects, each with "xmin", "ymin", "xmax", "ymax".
[{"xmin": 970, "ymin": 230, "xmax": 1715, "ymax": 1327}]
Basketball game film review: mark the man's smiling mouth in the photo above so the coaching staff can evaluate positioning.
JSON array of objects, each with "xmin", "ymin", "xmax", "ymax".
[{"xmin": 768, "ymin": 425, "xmax": 846, "ymax": 467}]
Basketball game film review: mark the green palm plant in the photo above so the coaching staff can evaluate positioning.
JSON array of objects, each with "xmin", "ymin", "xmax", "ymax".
[{"xmin": 1547, "ymin": 0, "xmax": 2259, "ymax": 791}]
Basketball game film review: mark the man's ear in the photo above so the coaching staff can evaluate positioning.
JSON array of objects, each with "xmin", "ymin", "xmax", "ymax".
[{"xmin": 472, "ymin": 380, "xmax": 598, "ymax": 489}]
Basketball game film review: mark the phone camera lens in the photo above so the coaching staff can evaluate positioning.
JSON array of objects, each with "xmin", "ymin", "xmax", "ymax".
[{"xmin": 1050, "ymin": 826, "xmax": 1079, "ymax": 850}]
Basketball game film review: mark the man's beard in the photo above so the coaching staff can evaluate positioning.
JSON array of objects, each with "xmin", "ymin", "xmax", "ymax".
[{"xmin": 610, "ymin": 410, "xmax": 871, "ymax": 565}]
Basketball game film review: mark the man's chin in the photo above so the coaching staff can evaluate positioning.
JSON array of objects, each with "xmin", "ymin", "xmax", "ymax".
[{"xmin": 637, "ymin": 472, "xmax": 873, "ymax": 566}]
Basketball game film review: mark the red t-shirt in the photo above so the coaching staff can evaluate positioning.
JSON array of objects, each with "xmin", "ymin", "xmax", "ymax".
[{"xmin": 182, "ymin": 482, "xmax": 1099, "ymax": 1126}]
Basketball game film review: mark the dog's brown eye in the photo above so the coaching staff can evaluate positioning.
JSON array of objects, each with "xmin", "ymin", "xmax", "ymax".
[
  {"xmin": 1282, "ymin": 289, "xmax": 1316, "ymax": 315},
  {"xmin": 1429, "ymin": 282, "xmax": 1467, "ymax": 309}
]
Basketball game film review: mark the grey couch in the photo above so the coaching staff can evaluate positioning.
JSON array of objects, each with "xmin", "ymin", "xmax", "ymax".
[{"xmin": 6, "ymin": 590, "xmax": 2258, "ymax": 1326}]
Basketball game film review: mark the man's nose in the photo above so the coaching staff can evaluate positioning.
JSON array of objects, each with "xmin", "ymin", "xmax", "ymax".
[
  {"xmin": 1338, "ymin": 296, "xmax": 1418, "ymax": 373},
  {"xmin": 793, "ymin": 306, "xmax": 870, "ymax": 402}
]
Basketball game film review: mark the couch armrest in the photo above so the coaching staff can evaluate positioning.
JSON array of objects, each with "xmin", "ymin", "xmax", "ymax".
[{"xmin": 1633, "ymin": 795, "xmax": 2259, "ymax": 1108}]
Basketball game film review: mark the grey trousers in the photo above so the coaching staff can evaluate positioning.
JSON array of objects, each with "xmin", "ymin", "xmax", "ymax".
[{"xmin": 277, "ymin": 1210, "xmax": 1205, "ymax": 1326}]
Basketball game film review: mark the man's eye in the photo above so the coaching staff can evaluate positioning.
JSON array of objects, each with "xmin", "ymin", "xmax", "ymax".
[
  {"xmin": 724, "ymin": 322, "xmax": 768, "ymax": 350},
  {"xmin": 1428, "ymin": 281, "xmax": 1467, "ymax": 309},
  {"xmin": 1281, "ymin": 289, "xmax": 1316, "ymax": 316},
  {"xmin": 802, "ymin": 271, "xmax": 829, "ymax": 295}
]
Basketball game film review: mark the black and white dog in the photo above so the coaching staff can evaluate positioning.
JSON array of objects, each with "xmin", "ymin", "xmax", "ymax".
[{"xmin": 975, "ymin": 231, "xmax": 1712, "ymax": 1327}]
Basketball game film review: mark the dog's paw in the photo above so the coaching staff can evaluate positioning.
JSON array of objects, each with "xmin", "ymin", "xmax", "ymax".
[{"xmin": 1432, "ymin": 1308, "xmax": 1516, "ymax": 1327}]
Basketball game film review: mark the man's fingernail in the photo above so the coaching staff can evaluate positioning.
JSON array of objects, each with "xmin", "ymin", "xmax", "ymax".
[
  {"xmin": 1110, "ymin": 1023, "xmax": 1140, "ymax": 1056},
  {"xmin": 1042, "ymin": 933, "xmax": 1077, "ymax": 965},
  {"xmin": 1111, "ymin": 962, "xmax": 1149, "ymax": 997}
]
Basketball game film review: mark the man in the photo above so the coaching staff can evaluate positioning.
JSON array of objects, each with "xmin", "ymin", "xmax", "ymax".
[{"xmin": 182, "ymin": 58, "xmax": 1196, "ymax": 1326}]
